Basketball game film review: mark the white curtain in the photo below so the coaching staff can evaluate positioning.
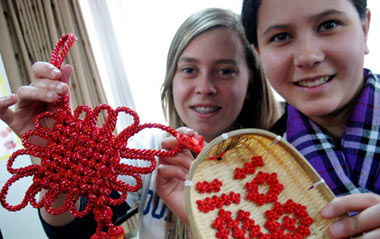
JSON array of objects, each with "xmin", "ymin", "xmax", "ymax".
[{"xmin": 80, "ymin": 0, "xmax": 136, "ymax": 130}]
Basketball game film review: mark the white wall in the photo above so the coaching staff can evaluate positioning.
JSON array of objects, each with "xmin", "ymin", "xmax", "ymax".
[{"xmin": 365, "ymin": 0, "xmax": 380, "ymax": 72}]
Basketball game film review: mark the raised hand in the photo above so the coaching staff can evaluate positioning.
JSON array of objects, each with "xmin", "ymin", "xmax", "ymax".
[{"xmin": 0, "ymin": 61, "xmax": 71, "ymax": 138}]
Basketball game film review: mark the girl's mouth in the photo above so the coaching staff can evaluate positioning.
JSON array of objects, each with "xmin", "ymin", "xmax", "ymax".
[
  {"xmin": 191, "ymin": 106, "xmax": 221, "ymax": 114},
  {"xmin": 295, "ymin": 75, "xmax": 334, "ymax": 88}
]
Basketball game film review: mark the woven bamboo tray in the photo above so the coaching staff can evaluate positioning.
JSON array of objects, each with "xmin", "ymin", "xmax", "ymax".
[{"xmin": 185, "ymin": 129, "xmax": 337, "ymax": 238}]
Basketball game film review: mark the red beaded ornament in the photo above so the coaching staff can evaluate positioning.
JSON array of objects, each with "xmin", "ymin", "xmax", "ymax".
[
  {"xmin": 264, "ymin": 200, "xmax": 313, "ymax": 238},
  {"xmin": 196, "ymin": 179, "xmax": 223, "ymax": 194},
  {"xmin": 0, "ymin": 33, "xmax": 203, "ymax": 239},
  {"xmin": 196, "ymin": 192, "xmax": 241, "ymax": 213},
  {"xmin": 195, "ymin": 152, "xmax": 313, "ymax": 239},
  {"xmin": 233, "ymin": 156, "xmax": 264, "ymax": 179}
]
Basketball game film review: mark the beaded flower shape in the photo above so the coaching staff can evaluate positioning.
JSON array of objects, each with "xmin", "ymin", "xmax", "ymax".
[{"xmin": 0, "ymin": 33, "xmax": 203, "ymax": 238}]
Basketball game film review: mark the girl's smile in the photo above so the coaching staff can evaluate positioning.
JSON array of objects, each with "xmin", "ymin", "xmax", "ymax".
[
  {"xmin": 295, "ymin": 75, "xmax": 334, "ymax": 88},
  {"xmin": 172, "ymin": 28, "xmax": 249, "ymax": 142},
  {"xmin": 256, "ymin": 0, "xmax": 370, "ymax": 132}
]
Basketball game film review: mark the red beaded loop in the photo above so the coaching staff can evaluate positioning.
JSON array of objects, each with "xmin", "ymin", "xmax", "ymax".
[
  {"xmin": 0, "ymin": 33, "xmax": 204, "ymax": 238},
  {"xmin": 245, "ymin": 171, "xmax": 284, "ymax": 206},
  {"xmin": 50, "ymin": 33, "xmax": 76, "ymax": 69}
]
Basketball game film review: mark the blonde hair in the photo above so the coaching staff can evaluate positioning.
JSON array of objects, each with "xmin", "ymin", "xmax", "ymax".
[
  {"xmin": 161, "ymin": 8, "xmax": 279, "ymax": 131},
  {"xmin": 160, "ymin": 8, "xmax": 280, "ymax": 239}
]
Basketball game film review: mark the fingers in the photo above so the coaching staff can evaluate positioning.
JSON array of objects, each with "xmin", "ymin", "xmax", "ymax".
[
  {"xmin": 0, "ymin": 94, "xmax": 17, "ymax": 124},
  {"xmin": 161, "ymin": 135, "xmax": 180, "ymax": 150},
  {"xmin": 357, "ymin": 227, "xmax": 380, "ymax": 239},
  {"xmin": 159, "ymin": 146, "xmax": 193, "ymax": 169},
  {"xmin": 18, "ymin": 63, "xmax": 72, "ymax": 104},
  {"xmin": 32, "ymin": 61, "xmax": 62, "ymax": 80},
  {"xmin": 157, "ymin": 164, "xmax": 187, "ymax": 182},
  {"xmin": 160, "ymin": 138, "xmax": 194, "ymax": 170},
  {"xmin": 160, "ymin": 137, "xmax": 194, "ymax": 180},
  {"xmin": 321, "ymin": 193, "xmax": 380, "ymax": 218},
  {"xmin": 17, "ymin": 85, "xmax": 61, "ymax": 103},
  {"xmin": 60, "ymin": 64, "xmax": 73, "ymax": 85},
  {"xmin": 321, "ymin": 193, "xmax": 380, "ymax": 238},
  {"xmin": 176, "ymin": 126, "xmax": 195, "ymax": 136},
  {"xmin": 32, "ymin": 61, "xmax": 73, "ymax": 83}
]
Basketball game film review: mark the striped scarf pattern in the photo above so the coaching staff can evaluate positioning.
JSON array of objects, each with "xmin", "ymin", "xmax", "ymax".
[{"xmin": 286, "ymin": 69, "xmax": 380, "ymax": 196}]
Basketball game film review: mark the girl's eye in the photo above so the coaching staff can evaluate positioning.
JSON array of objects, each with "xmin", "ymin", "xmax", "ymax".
[
  {"xmin": 318, "ymin": 20, "xmax": 339, "ymax": 32},
  {"xmin": 270, "ymin": 32, "xmax": 291, "ymax": 42},
  {"xmin": 181, "ymin": 67, "xmax": 195, "ymax": 74},
  {"xmin": 219, "ymin": 68, "xmax": 235, "ymax": 75}
]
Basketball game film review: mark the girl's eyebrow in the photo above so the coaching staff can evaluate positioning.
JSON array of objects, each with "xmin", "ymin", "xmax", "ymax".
[
  {"xmin": 213, "ymin": 59, "xmax": 237, "ymax": 65},
  {"xmin": 262, "ymin": 24, "xmax": 288, "ymax": 37},
  {"xmin": 310, "ymin": 9, "xmax": 345, "ymax": 21},
  {"xmin": 178, "ymin": 57, "xmax": 237, "ymax": 65},
  {"xmin": 262, "ymin": 9, "xmax": 345, "ymax": 36},
  {"xmin": 178, "ymin": 57, "xmax": 198, "ymax": 63}
]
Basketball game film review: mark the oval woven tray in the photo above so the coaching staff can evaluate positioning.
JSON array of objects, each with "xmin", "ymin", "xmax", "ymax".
[{"xmin": 185, "ymin": 129, "xmax": 337, "ymax": 238}]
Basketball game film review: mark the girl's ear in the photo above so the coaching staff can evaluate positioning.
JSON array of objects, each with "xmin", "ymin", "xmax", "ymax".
[{"xmin": 362, "ymin": 9, "xmax": 371, "ymax": 55}]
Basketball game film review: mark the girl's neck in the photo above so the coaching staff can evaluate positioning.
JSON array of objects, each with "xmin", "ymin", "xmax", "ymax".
[{"xmin": 309, "ymin": 110, "xmax": 351, "ymax": 141}]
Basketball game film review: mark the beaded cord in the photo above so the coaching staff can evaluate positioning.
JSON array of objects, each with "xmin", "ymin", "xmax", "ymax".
[{"xmin": 0, "ymin": 33, "xmax": 204, "ymax": 239}]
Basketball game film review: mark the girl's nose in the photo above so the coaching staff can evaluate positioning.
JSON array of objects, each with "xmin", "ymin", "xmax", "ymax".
[
  {"xmin": 194, "ymin": 74, "xmax": 217, "ymax": 96},
  {"xmin": 294, "ymin": 36, "xmax": 325, "ymax": 69}
]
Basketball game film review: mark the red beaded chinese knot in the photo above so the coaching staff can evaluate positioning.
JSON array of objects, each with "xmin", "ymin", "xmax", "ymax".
[{"xmin": 0, "ymin": 33, "xmax": 203, "ymax": 239}]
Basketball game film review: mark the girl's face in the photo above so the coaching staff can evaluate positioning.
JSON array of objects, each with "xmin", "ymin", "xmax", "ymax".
[
  {"xmin": 256, "ymin": 0, "xmax": 370, "ymax": 121},
  {"xmin": 173, "ymin": 28, "xmax": 249, "ymax": 142}
]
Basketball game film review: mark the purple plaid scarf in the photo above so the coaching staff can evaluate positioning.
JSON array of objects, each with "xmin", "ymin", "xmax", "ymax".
[{"xmin": 286, "ymin": 69, "xmax": 380, "ymax": 196}]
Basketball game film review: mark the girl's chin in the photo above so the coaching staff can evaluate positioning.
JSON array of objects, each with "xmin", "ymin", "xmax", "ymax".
[
  {"xmin": 292, "ymin": 98, "xmax": 340, "ymax": 117},
  {"xmin": 298, "ymin": 106, "xmax": 339, "ymax": 119}
]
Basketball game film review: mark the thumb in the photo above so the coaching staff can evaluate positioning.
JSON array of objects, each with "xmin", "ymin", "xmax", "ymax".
[
  {"xmin": 60, "ymin": 65, "xmax": 73, "ymax": 85},
  {"xmin": 0, "ymin": 94, "xmax": 17, "ymax": 125}
]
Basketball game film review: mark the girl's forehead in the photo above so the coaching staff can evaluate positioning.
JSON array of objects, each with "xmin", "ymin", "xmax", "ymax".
[
  {"xmin": 257, "ymin": 0, "xmax": 356, "ymax": 24},
  {"xmin": 182, "ymin": 28, "xmax": 245, "ymax": 57}
]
